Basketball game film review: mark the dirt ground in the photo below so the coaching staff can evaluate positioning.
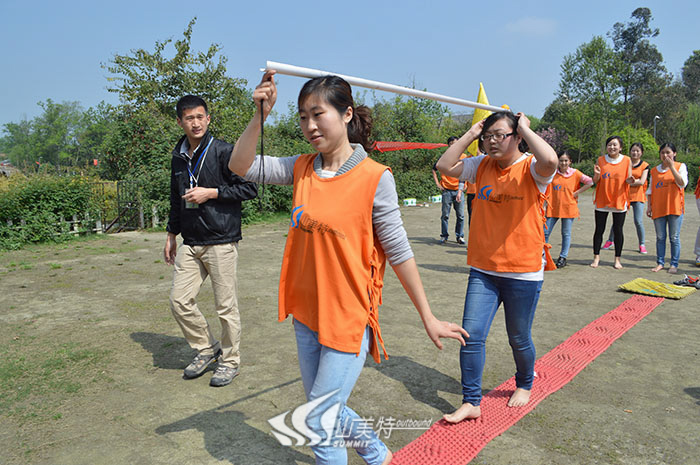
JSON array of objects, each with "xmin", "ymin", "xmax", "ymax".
[{"xmin": 1, "ymin": 192, "xmax": 699, "ymax": 465}]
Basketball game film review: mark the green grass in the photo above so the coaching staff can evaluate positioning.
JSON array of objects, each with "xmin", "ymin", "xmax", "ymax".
[{"xmin": 0, "ymin": 341, "xmax": 111, "ymax": 423}]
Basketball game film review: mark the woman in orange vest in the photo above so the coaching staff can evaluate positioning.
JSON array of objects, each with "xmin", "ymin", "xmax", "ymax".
[
  {"xmin": 647, "ymin": 143, "xmax": 688, "ymax": 274},
  {"xmin": 545, "ymin": 151, "xmax": 594, "ymax": 268},
  {"xmin": 591, "ymin": 136, "xmax": 633, "ymax": 269},
  {"xmin": 228, "ymin": 71, "xmax": 467, "ymax": 465},
  {"xmin": 436, "ymin": 111, "xmax": 558, "ymax": 423},
  {"xmin": 602, "ymin": 143, "xmax": 650, "ymax": 254}
]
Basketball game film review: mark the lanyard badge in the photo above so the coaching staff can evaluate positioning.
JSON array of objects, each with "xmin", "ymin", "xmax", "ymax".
[{"xmin": 185, "ymin": 137, "xmax": 214, "ymax": 209}]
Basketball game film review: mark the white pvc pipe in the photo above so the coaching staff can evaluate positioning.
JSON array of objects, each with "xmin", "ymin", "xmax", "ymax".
[{"xmin": 263, "ymin": 61, "xmax": 509, "ymax": 113}]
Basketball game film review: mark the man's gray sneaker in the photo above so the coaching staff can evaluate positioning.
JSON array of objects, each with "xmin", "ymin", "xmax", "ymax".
[
  {"xmin": 183, "ymin": 349, "xmax": 221, "ymax": 379},
  {"xmin": 210, "ymin": 365, "xmax": 239, "ymax": 387}
]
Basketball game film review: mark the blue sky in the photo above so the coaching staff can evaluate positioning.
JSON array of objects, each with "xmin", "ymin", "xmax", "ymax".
[{"xmin": 1, "ymin": 0, "xmax": 698, "ymax": 131}]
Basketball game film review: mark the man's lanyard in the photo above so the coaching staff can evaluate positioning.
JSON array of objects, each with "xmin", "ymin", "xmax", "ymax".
[{"xmin": 187, "ymin": 137, "xmax": 214, "ymax": 188}]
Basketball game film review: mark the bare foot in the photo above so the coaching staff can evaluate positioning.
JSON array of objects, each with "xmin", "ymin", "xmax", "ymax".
[
  {"xmin": 590, "ymin": 256, "xmax": 600, "ymax": 268},
  {"xmin": 613, "ymin": 258, "xmax": 623, "ymax": 269},
  {"xmin": 507, "ymin": 388, "xmax": 531, "ymax": 407},
  {"xmin": 381, "ymin": 448, "xmax": 393, "ymax": 465},
  {"xmin": 668, "ymin": 266, "xmax": 678, "ymax": 274},
  {"xmin": 443, "ymin": 403, "xmax": 481, "ymax": 423},
  {"xmin": 651, "ymin": 264, "xmax": 664, "ymax": 272}
]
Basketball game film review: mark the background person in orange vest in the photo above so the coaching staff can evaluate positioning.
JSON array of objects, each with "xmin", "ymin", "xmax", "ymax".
[
  {"xmin": 229, "ymin": 71, "xmax": 468, "ymax": 465},
  {"xmin": 436, "ymin": 111, "xmax": 558, "ymax": 423},
  {"xmin": 544, "ymin": 151, "xmax": 593, "ymax": 268},
  {"xmin": 432, "ymin": 136, "xmax": 467, "ymax": 244},
  {"xmin": 647, "ymin": 143, "xmax": 688, "ymax": 274},
  {"xmin": 591, "ymin": 136, "xmax": 633, "ymax": 269},
  {"xmin": 602, "ymin": 142, "xmax": 650, "ymax": 254}
]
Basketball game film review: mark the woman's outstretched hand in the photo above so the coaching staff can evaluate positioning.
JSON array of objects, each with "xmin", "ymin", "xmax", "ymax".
[{"xmin": 423, "ymin": 316, "xmax": 469, "ymax": 350}]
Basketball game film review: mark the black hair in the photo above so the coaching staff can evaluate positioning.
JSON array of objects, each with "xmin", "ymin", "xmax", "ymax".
[
  {"xmin": 659, "ymin": 142, "xmax": 677, "ymax": 154},
  {"xmin": 176, "ymin": 95, "xmax": 208, "ymax": 119},
  {"xmin": 630, "ymin": 142, "xmax": 644, "ymax": 153},
  {"xmin": 558, "ymin": 150, "xmax": 572, "ymax": 160},
  {"xmin": 605, "ymin": 135, "xmax": 623, "ymax": 148},
  {"xmin": 447, "ymin": 136, "xmax": 459, "ymax": 145},
  {"xmin": 298, "ymin": 76, "xmax": 373, "ymax": 152},
  {"xmin": 480, "ymin": 112, "xmax": 528, "ymax": 153}
]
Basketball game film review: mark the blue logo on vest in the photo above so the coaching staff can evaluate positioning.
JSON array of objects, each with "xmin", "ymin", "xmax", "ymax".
[
  {"xmin": 655, "ymin": 181, "xmax": 664, "ymax": 189},
  {"xmin": 290, "ymin": 205, "xmax": 304, "ymax": 228},
  {"xmin": 478, "ymin": 185, "xmax": 493, "ymax": 200},
  {"xmin": 602, "ymin": 172, "xmax": 611, "ymax": 179},
  {"xmin": 553, "ymin": 184, "xmax": 562, "ymax": 191}
]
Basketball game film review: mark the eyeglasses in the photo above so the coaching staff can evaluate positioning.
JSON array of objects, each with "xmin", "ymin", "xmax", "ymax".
[{"xmin": 480, "ymin": 132, "xmax": 515, "ymax": 142}]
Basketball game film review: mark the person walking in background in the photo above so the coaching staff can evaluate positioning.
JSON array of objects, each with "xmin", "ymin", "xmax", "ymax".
[
  {"xmin": 544, "ymin": 151, "xmax": 593, "ymax": 268},
  {"xmin": 229, "ymin": 71, "xmax": 467, "ymax": 465},
  {"xmin": 647, "ymin": 143, "xmax": 688, "ymax": 274},
  {"xmin": 164, "ymin": 95, "xmax": 258, "ymax": 387},
  {"xmin": 601, "ymin": 142, "xmax": 650, "ymax": 254},
  {"xmin": 590, "ymin": 136, "xmax": 633, "ymax": 269},
  {"xmin": 432, "ymin": 136, "xmax": 467, "ymax": 244},
  {"xmin": 436, "ymin": 111, "xmax": 557, "ymax": 423}
]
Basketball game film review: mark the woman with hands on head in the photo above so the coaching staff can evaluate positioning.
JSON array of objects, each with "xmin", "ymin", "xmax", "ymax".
[
  {"xmin": 647, "ymin": 143, "xmax": 688, "ymax": 274},
  {"xmin": 436, "ymin": 111, "xmax": 557, "ymax": 423},
  {"xmin": 229, "ymin": 71, "xmax": 467, "ymax": 465}
]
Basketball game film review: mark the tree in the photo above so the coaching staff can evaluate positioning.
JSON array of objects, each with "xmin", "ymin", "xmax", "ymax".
[
  {"xmin": 557, "ymin": 36, "xmax": 621, "ymax": 153},
  {"xmin": 682, "ymin": 50, "xmax": 700, "ymax": 102},
  {"xmin": 608, "ymin": 8, "xmax": 668, "ymax": 107}
]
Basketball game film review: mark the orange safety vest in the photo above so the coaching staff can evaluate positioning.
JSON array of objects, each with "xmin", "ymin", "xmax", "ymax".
[
  {"xmin": 439, "ymin": 153, "xmax": 468, "ymax": 190},
  {"xmin": 278, "ymin": 153, "xmax": 389, "ymax": 362},
  {"xmin": 468, "ymin": 155, "xmax": 555, "ymax": 273},
  {"xmin": 547, "ymin": 169, "xmax": 584, "ymax": 219},
  {"xmin": 594, "ymin": 155, "xmax": 631, "ymax": 210},
  {"xmin": 629, "ymin": 161, "xmax": 649, "ymax": 203},
  {"xmin": 649, "ymin": 162, "xmax": 685, "ymax": 219}
]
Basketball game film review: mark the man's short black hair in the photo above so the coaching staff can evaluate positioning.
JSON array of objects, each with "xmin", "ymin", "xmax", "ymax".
[
  {"xmin": 176, "ymin": 95, "xmax": 208, "ymax": 119},
  {"xmin": 447, "ymin": 136, "xmax": 459, "ymax": 144}
]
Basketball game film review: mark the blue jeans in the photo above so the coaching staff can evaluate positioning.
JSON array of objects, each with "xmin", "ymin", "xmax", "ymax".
[
  {"xmin": 293, "ymin": 319, "xmax": 388, "ymax": 465},
  {"xmin": 459, "ymin": 269, "xmax": 542, "ymax": 406},
  {"xmin": 653, "ymin": 214, "xmax": 683, "ymax": 267},
  {"xmin": 441, "ymin": 189, "xmax": 465, "ymax": 239},
  {"xmin": 607, "ymin": 201, "xmax": 646, "ymax": 246},
  {"xmin": 544, "ymin": 217, "xmax": 574, "ymax": 258}
]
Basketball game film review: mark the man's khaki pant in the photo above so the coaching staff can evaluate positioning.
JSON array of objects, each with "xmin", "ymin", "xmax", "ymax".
[{"xmin": 170, "ymin": 242, "xmax": 240, "ymax": 369}]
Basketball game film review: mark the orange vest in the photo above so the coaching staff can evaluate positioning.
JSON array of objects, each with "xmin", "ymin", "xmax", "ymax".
[
  {"xmin": 649, "ymin": 162, "xmax": 685, "ymax": 219},
  {"xmin": 439, "ymin": 153, "xmax": 468, "ymax": 190},
  {"xmin": 695, "ymin": 167, "xmax": 700, "ymax": 200},
  {"xmin": 278, "ymin": 154, "xmax": 389, "ymax": 362},
  {"xmin": 468, "ymin": 155, "xmax": 554, "ymax": 273},
  {"xmin": 547, "ymin": 170, "xmax": 584, "ymax": 219},
  {"xmin": 466, "ymin": 180, "xmax": 477, "ymax": 195},
  {"xmin": 594, "ymin": 155, "xmax": 631, "ymax": 210},
  {"xmin": 629, "ymin": 161, "xmax": 649, "ymax": 203}
]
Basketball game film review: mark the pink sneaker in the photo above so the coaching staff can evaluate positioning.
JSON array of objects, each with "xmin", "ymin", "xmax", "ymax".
[
  {"xmin": 602, "ymin": 240, "xmax": 614, "ymax": 250},
  {"xmin": 639, "ymin": 245, "xmax": 648, "ymax": 254}
]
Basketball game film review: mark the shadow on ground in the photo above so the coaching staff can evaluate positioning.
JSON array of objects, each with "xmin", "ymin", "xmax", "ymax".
[
  {"xmin": 156, "ymin": 408, "xmax": 314, "ymax": 465},
  {"xmin": 131, "ymin": 332, "xmax": 195, "ymax": 370}
]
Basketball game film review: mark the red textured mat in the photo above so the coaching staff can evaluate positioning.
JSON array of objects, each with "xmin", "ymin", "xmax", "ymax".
[{"xmin": 391, "ymin": 294, "xmax": 664, "ymax": 465}]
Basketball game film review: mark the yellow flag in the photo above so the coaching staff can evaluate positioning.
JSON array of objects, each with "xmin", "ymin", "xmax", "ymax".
[{"xmin": 467, "ymin": 83, "xmax": 492, "ymax": 156}]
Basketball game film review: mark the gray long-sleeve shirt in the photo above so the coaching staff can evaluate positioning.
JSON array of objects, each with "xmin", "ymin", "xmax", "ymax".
[{"xmin": 243, "ymin": 144, "xmax": 413, "ymax": 265}]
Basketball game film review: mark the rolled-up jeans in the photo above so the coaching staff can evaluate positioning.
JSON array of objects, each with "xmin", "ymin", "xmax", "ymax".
[
  {"xmin": 459, "ymin": 269, "xmax": 542, "ymax": 406},
  {"xmin": 653, "ymin": 214, "xmax": 684, "ymax": 268},
  {"xmin": 441, "ymin": 189, "xmax": 465, "ymax": 239},
  {"xmin": 293, "ymin": 319, "xmax": 388, "ymax": 465}
]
